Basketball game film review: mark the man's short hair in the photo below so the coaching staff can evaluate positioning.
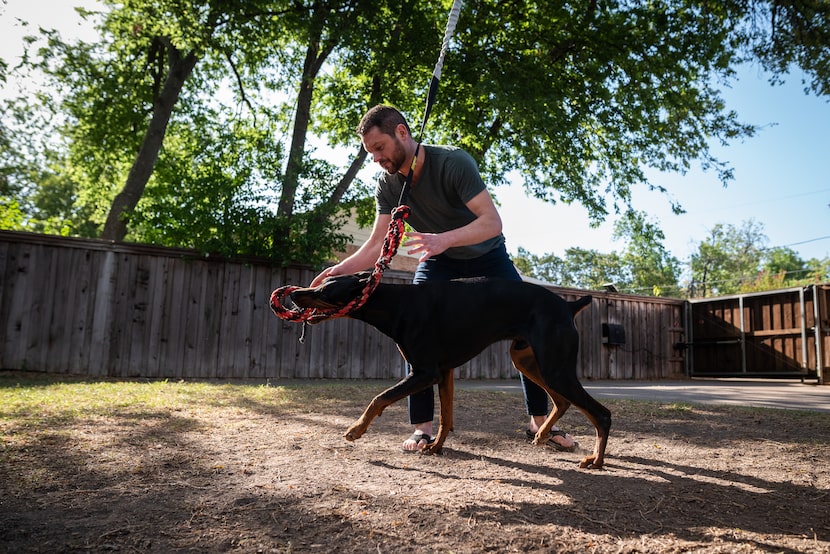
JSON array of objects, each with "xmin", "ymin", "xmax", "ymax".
[{"xmin": 356, "ymin": 105, "xmax": 411, "ymax": 137}]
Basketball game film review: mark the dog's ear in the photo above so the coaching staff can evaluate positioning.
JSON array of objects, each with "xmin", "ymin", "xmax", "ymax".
[
  {"xmin": 355, "ymin": 270, "xmax": 373, "ymax": 284},
  {"xmin": 321, "ymin": 271, "xmax": 370, "ymax": 286}
]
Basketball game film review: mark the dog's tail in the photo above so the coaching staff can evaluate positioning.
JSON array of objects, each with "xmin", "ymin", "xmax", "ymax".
[{"xmin": 569, "ymin": 295, "xmax": 592, "ymax": 317}]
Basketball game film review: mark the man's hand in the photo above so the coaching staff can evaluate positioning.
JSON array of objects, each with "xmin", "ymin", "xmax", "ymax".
[
  {"xmin": 310, "ymin": 265, "xmax": 341, "ymax": 287},
  {"xmin": 404, "ymin": 232, "xmax": 451, "ymax": 262}
]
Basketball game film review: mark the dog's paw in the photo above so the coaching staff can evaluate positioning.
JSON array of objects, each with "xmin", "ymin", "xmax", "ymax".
[
  {"xmin": 421, "ymin": 442, "xmax": 444, "ymax": 456},
  {"xmin": 344, "ymin": 425, "xmax": 365, "ymax": 442},
  {"xmin": 578, "ymin": 455, "xmax": 604, "ymax": 469}
]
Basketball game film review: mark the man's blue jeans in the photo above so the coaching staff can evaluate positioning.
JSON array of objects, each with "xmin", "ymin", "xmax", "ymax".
[{"xmin": 407, "ymin": 243, "xmax": 550, "ymax": 424}]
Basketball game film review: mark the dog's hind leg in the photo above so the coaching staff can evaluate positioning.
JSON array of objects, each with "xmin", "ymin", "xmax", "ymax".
[
  {"xmin": 511, "ymin": 338, "xmax": 611, "ymax": 469},
  {"xmin": 425, "ymin": 369, "xmax": 454, "ymax": 454},
  {"xmin": 510, "ymin": 341, "xmax": 572, "ymax": 446},
  {"xmin": 542, "ymin": 369, "xmax": 611, "ymax": 469},
  {"xmin": 566, "ymin": 383, "xmax": 611, "ymax": 469}
]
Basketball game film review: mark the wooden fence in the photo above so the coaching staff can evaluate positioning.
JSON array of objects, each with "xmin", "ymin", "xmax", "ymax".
[{"xmin": 1, "ymin": 231, "xmax": 686, "ymax": 381}]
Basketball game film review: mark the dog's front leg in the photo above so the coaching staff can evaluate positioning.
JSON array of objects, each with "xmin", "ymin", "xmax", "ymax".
[
  {"xmin": 344, "ymin": 371, "xmax": 438, "ymax": 442},
  {"xmin": 424, "ymin": 369, "xmax": 454, "ymax": 454},
  {"xmin": 344, "ymin": 394, "xmax": 393, "ymax": 442}
]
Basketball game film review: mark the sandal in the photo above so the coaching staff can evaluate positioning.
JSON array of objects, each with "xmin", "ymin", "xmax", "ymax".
[
  {"xmin": 402, "ymin": 432, "xmax": 434, "ymax": 452},
  {"xmin": 526, "ymin": 429, "xmax": 576, "ymax": 452}
]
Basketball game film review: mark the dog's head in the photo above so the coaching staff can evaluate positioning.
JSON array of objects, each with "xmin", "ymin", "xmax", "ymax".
[{"xmin": 289, "ymin": 272, "xmax": 373, "ymax": 309}]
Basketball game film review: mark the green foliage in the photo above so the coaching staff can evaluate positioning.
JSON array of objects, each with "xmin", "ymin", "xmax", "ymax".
[
  {"xmin": 4, "ymin": 0, "xmax": 830, "ymax": 270},
  {"xmin": 688, "ymin": 221, "xmax": 830, "ymax": 297},
  {"xmin": 3, "ymin": 0, "xmax": 361, "ymax": 264},
  {"xmin": 613, "ymin": 211, "xmax": 682, "ymax": 297},
  {"xmin": 0, "ymin": 77, "xmax": 98, "ymax": 236},
  {"xmin": 517, "ymin": 216, "xmax": 829, "ymax": 298},
  {"xmin": 0, "ymin": 197, "xmax": 25, "ymax": 229},
  {"xmin": 514, "ymin": 246, "xmax": 630, "ymax": 292},
  {"xmin": 689, "ymin": 219, "xmax": 768, "ymax": 297},
  {"xmin": 514, "ymin": 211, "xmax": 682, "ymax": 297},
  {"xmin": 426, "ymin": 0, "xmax": 756, "ymax": 220}
]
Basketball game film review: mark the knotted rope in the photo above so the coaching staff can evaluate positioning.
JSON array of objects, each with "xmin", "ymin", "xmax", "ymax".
[{"xmin": 269, "ymin": 205, "xmax": 410, "ymax": 327}]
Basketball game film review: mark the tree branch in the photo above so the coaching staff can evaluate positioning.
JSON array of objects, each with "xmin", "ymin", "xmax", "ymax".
[{"xmin": 223, "ymin": 50, "xmax": 256, "ymax": 117}]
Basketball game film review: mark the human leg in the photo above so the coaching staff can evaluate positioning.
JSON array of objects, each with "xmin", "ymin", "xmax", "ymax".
[
  {"xmin": 478, "ymin": 246, "xmax": 575, "ymax": 451},
  {"xmin": 401, "ymin": 258, "xmax": 456, "ymax": 450},
  {"xmin": 403, "ymin": 385, "xmax": 435, "ymax": 451}
]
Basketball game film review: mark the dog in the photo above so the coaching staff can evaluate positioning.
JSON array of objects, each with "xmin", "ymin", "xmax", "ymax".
[{"xmin": 289, "ymin": 272, "xmax": 611, "ymax": 469}]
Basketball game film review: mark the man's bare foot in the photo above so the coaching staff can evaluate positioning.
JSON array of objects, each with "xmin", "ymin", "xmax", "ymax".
[
  {"xmin": 529, "ymin": 416, "xmax": 575, "ymax": 450},
  {"xmin": 402, "ymin": 423, "xmax": 433, "ymax": 451}
]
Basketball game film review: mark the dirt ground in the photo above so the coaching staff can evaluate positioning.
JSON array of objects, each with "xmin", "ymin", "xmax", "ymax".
[{"xmin": 1, "ymin": 375, "xmax": 829, "ymax": 553}]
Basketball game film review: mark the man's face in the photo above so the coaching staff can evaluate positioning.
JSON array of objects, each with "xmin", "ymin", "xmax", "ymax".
[{"xmin": 361, "ymin": 125, "xmax": 407, "ymax": 175}]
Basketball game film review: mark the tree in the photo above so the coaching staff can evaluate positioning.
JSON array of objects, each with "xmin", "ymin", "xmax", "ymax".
[
  {"xmin": 4, "ymin": 0, "xmax": 830, "ymax": 268},
  {"xmin": 763, "ymin": 246, "xmax": 811, "ymax": 277},
  {"xmin": 740, "ymin": 246, "xmax": 830, "ymax": 293},
  {"xmin": 513, "ymin": 246, "xmax": 628, "ymax": 292},
  {"xmin": 388, "ymin": 0, "xmax": 830, "ymax": 220},
  {"xmin": 4, "ymin": 1, "xmax": 369, "ymax": 262},
  {"xmin": 512, "ymin": 248, "xmax": 566, "ymax": 285},
  {"xmin": 687, "ymin": 221, "xmax": 830, "ymax": 297},
  {"xmin": 613, "ymin": 211, "xmax": 682, "ymax": 297},
  {"xmin": 513, "ymin": 211, "xmax": 681, "ymax": 296},
  {"xmin": 4, "ymin": 0, "xmax": 444, "ymax": 263},
  {"xmin": 689, "ymin": 220, "xmax": 768, "ymax": 297},
  {"xmin": 316, "ymin": 0, "xmax": 830, "ymax": 263},
  {"xmin": 273, "ymin": 0, "xmax": 444, "ymax": 250},
  {"xmin": 0, "ymin": 64, "xmax": 98, "ymax": 236}
]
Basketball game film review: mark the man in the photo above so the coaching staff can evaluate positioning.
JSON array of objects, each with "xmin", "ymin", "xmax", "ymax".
[{"xmin": 311, "ymin": 105, "xmax": 574, "ymax": 452}]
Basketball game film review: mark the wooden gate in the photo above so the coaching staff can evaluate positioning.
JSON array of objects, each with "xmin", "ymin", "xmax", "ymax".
[{"xmin": 687, "ymin": 285, "xmax": 830, "ymax": 383}]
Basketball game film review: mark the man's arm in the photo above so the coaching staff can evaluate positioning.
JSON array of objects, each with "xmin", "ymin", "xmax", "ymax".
[
  {"xmin": 310, "ymin": 213, "xmax": 392, "ymax": 286},
  {"xmin": 404, "ymin": 189, "xmax": 503, "ymax": 261}
]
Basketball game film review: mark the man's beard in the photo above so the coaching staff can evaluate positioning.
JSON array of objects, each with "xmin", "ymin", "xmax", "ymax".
[{"xmin": 381, "ymin": 138, "xmax": 408, "ymax": 175}]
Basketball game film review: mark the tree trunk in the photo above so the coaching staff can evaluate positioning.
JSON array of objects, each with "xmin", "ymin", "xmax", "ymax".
[
  {"xmin": 277, "ymin": 23, "xmax": 334, "ymax": 219},
  {"xmin": 273, "ymin": 14, "xmax": 335, "ymax": 256},
  {"xmin": 100, "ymin": 43, "xmax": 198, "ymax": 241}
]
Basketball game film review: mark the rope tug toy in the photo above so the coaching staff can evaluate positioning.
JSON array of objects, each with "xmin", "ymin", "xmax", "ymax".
[
  {"xmin": 269, "ymin": 204, "xmax": 410, "ymax": 326},
  {"xmin": 269, "ymin": 0, "xmax": 463, "ymax": 332}
]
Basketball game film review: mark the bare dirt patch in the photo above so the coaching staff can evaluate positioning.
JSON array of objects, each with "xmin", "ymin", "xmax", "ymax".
[{"xmin": 1, "ymin": 373, "xmax": 829, "ymax": 553}]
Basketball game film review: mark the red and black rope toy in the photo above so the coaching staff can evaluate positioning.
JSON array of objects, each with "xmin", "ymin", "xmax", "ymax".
[{"xmin": 269, "ymin": 204, "xmax": 410, "ymax": 330}]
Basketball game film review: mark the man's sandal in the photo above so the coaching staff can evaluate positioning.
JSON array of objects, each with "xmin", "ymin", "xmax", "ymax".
[
  {"xmin": 402, "ymin": 432, "xmax": 434, "ymax": 452},
  {"xmin": 526, "ymin": 429, "xmax": 576, "ymax": 452}
]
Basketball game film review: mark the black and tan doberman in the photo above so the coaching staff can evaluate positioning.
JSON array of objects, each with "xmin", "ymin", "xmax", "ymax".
[{"xmin": 289, "ymin": 272, "xmax": 611, "ymax": 469}]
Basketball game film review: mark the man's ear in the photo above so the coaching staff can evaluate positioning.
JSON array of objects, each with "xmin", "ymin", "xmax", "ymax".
[{"xmin": 396, "ymin": 123, "xmax": 409, "ymax": 140}]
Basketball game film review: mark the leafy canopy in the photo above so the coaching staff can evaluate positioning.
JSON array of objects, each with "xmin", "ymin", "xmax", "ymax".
[{"xmin": 2, "ymin": 0, "xmax": 830, "ymax": 269}]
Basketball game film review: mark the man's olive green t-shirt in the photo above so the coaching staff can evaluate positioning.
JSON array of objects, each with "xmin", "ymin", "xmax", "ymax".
[{"xmin": 375, "ymin": 144, "xmax": 505, "ymax": 260}]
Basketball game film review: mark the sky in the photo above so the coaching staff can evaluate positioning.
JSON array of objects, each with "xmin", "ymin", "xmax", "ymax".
[
  {"xmin": 2, "ymin": 1, "xmax": 829, "ymax": 268},
  {"xmin": 495, "ymin": 66, "xmax": 830, "ymax": 266}
]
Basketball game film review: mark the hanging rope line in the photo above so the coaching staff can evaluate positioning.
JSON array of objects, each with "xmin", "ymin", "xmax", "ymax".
[
  {"xmin": 419, "ymin": 0, "xmax": 463, "ymax": 139},
  {"xmin": 270, "ymin": 0, "xmax": 463, "ymax": 330},
  {"xmin": 399, "ymin": 0, "xmax": 462, "ymax": 207}
]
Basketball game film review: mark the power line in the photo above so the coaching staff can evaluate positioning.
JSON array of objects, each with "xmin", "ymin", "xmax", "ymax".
[
  {"xmin": 688, "ymin": 187, "xmax": 830, "ymax": 215},
  {"xmin": 781, "ymin": 235, "xmax": 830, "ymax": 248}
]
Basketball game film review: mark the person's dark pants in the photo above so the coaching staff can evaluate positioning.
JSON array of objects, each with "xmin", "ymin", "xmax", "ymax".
[{"xmin": 407, "ymin": 244, "xmax": 549, "ymax": 425}]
